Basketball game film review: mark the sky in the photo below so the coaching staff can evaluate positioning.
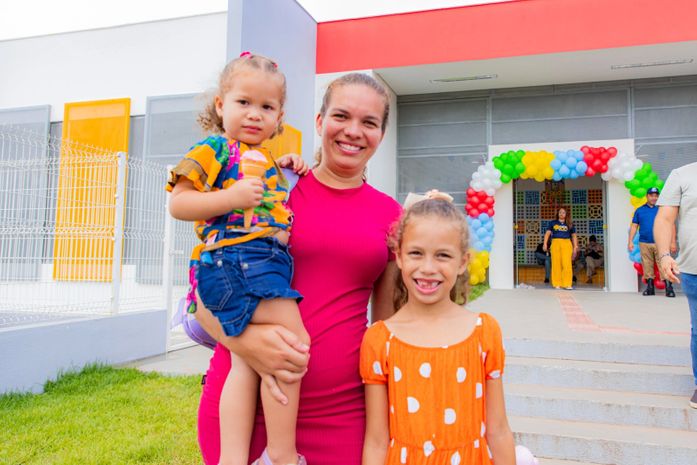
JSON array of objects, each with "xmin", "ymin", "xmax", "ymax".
[{"xmin": 0, "ymin": 0, "xmax": 514, "ymax": 41}]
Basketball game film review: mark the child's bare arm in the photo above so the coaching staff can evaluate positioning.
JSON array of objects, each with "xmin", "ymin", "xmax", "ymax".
[
  {"xmin": 363, "ymin": 384, "xmax": 390, "ymax": 465},
  {"xmin": 169, "ymin": 177, "xmax": 263, "ymax": 221},
  {"xmin": 485, "ymin": 378, "xmax": 516, "ymax": 465}
]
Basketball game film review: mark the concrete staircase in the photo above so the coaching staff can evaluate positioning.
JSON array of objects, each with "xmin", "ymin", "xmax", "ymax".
[{"xmin": 504, "ymin": 338, "xmax": 697, "ymax": 465}]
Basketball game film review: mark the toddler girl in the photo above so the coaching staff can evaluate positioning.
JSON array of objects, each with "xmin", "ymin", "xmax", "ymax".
[
  {"xmin": 167, "ymin": 52, "xmax": 309, "ymax": 465},
  {"xmin": 360, "ymin": 197, "xmax": 515, "ymax": 465}
]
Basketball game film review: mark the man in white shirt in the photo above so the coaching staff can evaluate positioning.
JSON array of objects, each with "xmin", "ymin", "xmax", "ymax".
[{"xmin": 655, "ymin": 162, "xmax": 697, "ymax": 409}]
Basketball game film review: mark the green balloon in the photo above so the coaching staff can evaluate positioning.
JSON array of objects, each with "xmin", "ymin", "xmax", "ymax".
[
  {"xmin": 501, "ymin": 174, "xmax": 511, "ymax": 184},
  {"xmin": 515, "ymin": 150, "xmax": 525, "ymax": 158},
  {"xmin": 503, "ymin": 164, "xmax": 514, "ymax": 175},
  {"xmin": 625, "ymin": 179, "xmax": 640, "ymax": 189},
  {"xmin": 637, "ymin": 187, "xmax": 647, "ymax": 197},
  {"xmin": 642, "ymin": 177, "xmax": 653, "ymax": 188},
  {"xmin": 515, "ymin": 162, "xmax": 525, "ymax": 174},
  {"xmin": 656, "ymin": 179, "xmax": 665, "ymax": 189}
]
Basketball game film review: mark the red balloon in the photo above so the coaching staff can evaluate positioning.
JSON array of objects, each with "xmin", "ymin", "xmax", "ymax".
[
  {"xmin": 592, "ymin": 159, "xmax": 602, "ymax": 170},
  {"xmin": 477, "ymin": 203, "xmax": 488, "ymax": 211},
  {"xmin": 633, "ymin": 262, "xmax": 643, "ymax": 275},
  {"xmin": 487, "ymin": 208, "xmax": 495, "ymax": 216},
  {"xmin": 608, "ymin": 147, "xmax": 618, "ymax": 156},
  {"xmin": 470, "ymin": 208, "xmax": 480, "ymax": 217},
  {"xmin": 581, "ymin": 146, "xmax": 590, "ymax": 153},
  {"xmin": 600, "ymin": 152, "xmax": 609, "ymax": 161},
  {"xmin": 591, "ymin": 147, "xmax": 600, "ymax": 155},
  {"xmin": 477, "ymin": 191, "xmax": 488, "ymax": 201},
  {"xmin": 655, "ymin": 279, "xmax": 666, "ymax": 290},
  {"xmin": 484, "ymin": 197, "xmax": 494, "ymax": 206},
  {"xmin": 467, "ymin": 187, "xmax": 476, "ymax": 197},
  {"xmin": 600, "ymin": 164, "xmax": 609, "ymax": 173},
  {"xmin": 586, "ymin": 167, "xmax": 596, "ymax": 177}
]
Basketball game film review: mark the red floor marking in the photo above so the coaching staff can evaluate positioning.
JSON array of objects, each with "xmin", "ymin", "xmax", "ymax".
[{"xmin": 556, "ymin": 292, "xmax": 690, "ymax": 336}]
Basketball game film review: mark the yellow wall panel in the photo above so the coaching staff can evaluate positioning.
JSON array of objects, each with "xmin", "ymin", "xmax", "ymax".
[
  {"xmin": 262, "ymin": 123, "xmax": 302, "ymax": 160},
  {"xmin": 53, "ymin": 98, "xmax": 130, "ymax": 282}
]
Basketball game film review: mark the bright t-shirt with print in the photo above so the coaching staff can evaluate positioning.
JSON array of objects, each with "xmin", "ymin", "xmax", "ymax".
[{"xmin": 546, "ymin": 220, "xmax": 575, "ymax": 239}]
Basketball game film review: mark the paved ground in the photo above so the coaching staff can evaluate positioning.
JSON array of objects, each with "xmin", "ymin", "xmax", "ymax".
[{"xmin": 132, "ymin": 288, "xmax": 692, "ymax": 375}]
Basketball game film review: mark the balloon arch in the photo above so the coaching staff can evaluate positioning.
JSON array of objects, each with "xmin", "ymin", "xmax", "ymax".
[{"xmin": 465, "ymin": 146, "xmax": 665, "ymax": 287}]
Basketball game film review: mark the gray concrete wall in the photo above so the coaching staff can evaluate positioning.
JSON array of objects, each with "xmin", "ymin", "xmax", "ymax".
[
  {"xmin": 227, "ymin": 0, "xmax": 317, "ymax": 160},
  {"xmin": 0, "ymin": 309, "xmax": 166, "ymax": 394}
]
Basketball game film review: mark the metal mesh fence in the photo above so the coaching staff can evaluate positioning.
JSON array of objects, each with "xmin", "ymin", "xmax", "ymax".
[{"xmin": 0, "ymin": 125, "xmax": 193, "ymax": 323}]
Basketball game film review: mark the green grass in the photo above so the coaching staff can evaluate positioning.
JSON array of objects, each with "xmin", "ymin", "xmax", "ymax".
[{"xmin": 0, "ymin": 365, "xmax": 201, "ymax": 465}]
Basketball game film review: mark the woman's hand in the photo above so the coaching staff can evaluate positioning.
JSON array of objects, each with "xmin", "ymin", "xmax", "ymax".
[
  {"xmin": 542, "ymin": 243, "xmax": 548, "ymax": 253},
  {"xmin": 223, "ymin": 324, "xmax": 310, "ymax": 404},
  {"xmin": 277, "ymin": 154, "xmax": 309, "ymax": 176}
]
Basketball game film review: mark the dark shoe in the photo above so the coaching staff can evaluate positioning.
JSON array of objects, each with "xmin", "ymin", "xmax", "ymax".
[
  {"xmin": 544, "ymin": 278, "xmax": 549, "ymax": 283},
  {"xmin": 643, "ymin": 278, "xmax": 655, "ymax": 296},
  {"xmin": 665, "ymin": 280, "xmax": 676, "ymax": 298},
  {"xmin": 573, "ymin": 275, "xmax": 577, "ymax": 283},
  {"xmin": 690, "ymin": 389, "xmax": 697, "ymax": 409}
]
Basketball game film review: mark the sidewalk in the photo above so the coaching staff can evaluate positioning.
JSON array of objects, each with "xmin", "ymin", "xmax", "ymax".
[{"xmin": 132, "ymin": 289, "xmax": 692, "ymax": 375}]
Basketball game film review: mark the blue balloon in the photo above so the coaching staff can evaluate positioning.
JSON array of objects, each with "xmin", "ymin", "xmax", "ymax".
[
  {"xmin": 553, "ymin": 172, "xmax": 562, "ymax": 181},
  {"xmin": 569, "ymin": 169, "xmax": 579, "ymax": 179},
  {"xmin": 483, "ymin": 236, "xmax": 493, "ymax": 245},
  {"xmin": 577, "ymin": 161, "xmax": 588, "ymax": 172},
  {"xmin": 475, "ymin": 241, "xmax": 485, "ymax": 250},
  {"xmin": 573, "ymin": 150, "xmax": 584, "ymax": 161},
  {"xmin": 565, "ymin": 157, "xmax": 577, "ymax": 168},
  {"xmin": 550, "ymin": 159, "xmax": 562, "ymax": 170},
  {"xmin": 477, "ymin": 227, "xmax": 488, "ymax": 237},
  {"xmin": 485, "ymin": 221, "xmax": 494, "ymax": 231},
  {"xmin": 471, "ymin": 219, "xmax": 482, "ymax": 229},
  {"xmin": 559, "ymin": 165, "xmax": 570, "ymax": 177},
  {"xmin": 478, "ymin": 213, "xmax": 489, "ymax": 222}
]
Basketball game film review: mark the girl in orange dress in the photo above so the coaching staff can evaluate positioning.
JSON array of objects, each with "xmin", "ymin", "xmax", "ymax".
[{"xmin": 360, "ymin": 198, "xmax": 515, "ymax": 465}]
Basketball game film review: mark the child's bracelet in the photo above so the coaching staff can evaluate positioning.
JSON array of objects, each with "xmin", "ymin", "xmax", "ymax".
[{"xmin": 658, "ymin": 253, "xmax": 672, "ymax": 263}]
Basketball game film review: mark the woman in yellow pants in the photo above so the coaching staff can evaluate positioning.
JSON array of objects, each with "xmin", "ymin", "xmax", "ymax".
[{"xmin": 543, "ymin": 207, "xmax": 579, "ymax": 289}]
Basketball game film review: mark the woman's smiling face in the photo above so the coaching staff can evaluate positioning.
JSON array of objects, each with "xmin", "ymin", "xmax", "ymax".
[{"xmin": 315, "ymin": 83, "xmax": 386, "ymax": 177}]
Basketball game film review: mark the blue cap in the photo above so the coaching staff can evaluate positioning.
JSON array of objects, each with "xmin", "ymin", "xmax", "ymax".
[{"xmin": 647, "ymin": 187, "xmax": 660, "ymax": 195}]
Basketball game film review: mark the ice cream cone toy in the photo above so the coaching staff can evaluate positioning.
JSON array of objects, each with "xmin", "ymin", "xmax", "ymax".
[{"xmin": 240, "ymin": 150, "xmax": 268, "ymax": 228}]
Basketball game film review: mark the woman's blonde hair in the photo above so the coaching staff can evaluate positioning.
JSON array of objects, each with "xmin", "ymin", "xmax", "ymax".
[
  {"xmin": 198, "ymin": 53, "xmax": 287, "ymax": 136},
  {"xmin": 314, "ymin": 73, "xmax": 390, "ymax": 170},
  {"xmin": 389, "ymin": 199, "xmax": 471, "ymax": 310}
]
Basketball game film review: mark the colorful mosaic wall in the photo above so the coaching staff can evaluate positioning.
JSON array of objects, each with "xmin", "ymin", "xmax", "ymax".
[{"xmin": 515, "ymin": 189, "xmax": 604, "ymax": 264}]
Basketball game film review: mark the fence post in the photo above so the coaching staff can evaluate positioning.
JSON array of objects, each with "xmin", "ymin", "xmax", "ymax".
[
  {"xmin": 111, "ymin": 152, "xmax": 127, "ymax": 314},
  {"xmin": 162, "ymin": 166, "xmax": 175, "ymax": 351}
]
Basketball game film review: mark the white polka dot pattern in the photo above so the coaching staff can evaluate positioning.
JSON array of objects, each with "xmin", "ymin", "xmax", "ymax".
[
  {"xmin": 456, "ymin": 367, "xmax": 466, "ymax": 383},
  {"xmin": 419, "ymin": 362, "xmax": 431, "ymax": 378},
  {"xmin": 444, "ymin": 408, "xmax": 456, "ymax": 425},
  {"xmin": 451, "ymin": 451, "xmax": 461, "ymax": 465},
  {"xmin": 373, "ymin": 361, "xmax": 383, "ymax": 375},
  {"xmin": 394, "ymin": 366, "xmax": 402, "ymax": 382},
  {"xmin": 476, "ymin": 382, "xmax": 483, "ymax": 399},
  {"xmin": 423, "ymin": 440, "xmax": 435, "ymax": 457},
  {"xmin": 400, "ymin": 447, "xmax": 407, "ymax": 463},
  {"xmin": 407, "ymin": 396, "xmax": 420, "ymax": 413}
]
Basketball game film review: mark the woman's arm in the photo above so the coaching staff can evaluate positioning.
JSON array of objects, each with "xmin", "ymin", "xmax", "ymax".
[
  {"xmin": 572, "ymin": 233, "xmax": 578, "ymax": 259},
  {"xmin": 362, "ymin": 384, "xmax": 390, "ymax": 465},
  {"xmin": 194, "ymin": 303, "xmax": 309, "ymax": 403},
  {"xmin": 485, "ymin": 378, "xmax": 516, "ymax": 465},
  {"xmin": 371, "ymin": 262, "xmax": 398, "ymax": 323},
  {"xmin": 542, "ymin": 230, "xmax": 551, "ymax": 252},
  {"xmin": 169, "ymin": 177, "xmax": 263, "ymax": 221}
]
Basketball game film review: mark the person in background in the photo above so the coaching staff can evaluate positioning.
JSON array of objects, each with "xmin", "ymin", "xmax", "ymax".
[
  {"xmin": 584, "ymin": 235, "xmax": 604, "ymax": 284},
  {"xmin": 655, "ymin": 161, "xmax": 697, "ymax": 409},
  {"xmin": 543, "ymin": 207, "xmax": 578, "ymax": 290},
  {"xmin": 629, "ymin": 187, "xmax": 676, "ymax": 297},
  {"xmin": 535, "ymin": 242, "xmax": 551, "ymax": 284}
]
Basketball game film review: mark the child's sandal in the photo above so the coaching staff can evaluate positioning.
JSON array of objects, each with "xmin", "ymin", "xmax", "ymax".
[{"xmin": 251, "ymin": 450, "xmax": 307, "ymax": 465}]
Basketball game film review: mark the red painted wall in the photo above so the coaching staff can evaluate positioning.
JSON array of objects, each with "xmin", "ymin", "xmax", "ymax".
[{"xmin": 317, "ymin": 0, "xmax": 697, "ymax": 73}]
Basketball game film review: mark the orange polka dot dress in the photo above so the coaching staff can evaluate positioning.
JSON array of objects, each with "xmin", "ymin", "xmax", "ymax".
[{"xmin": 360, "ymin": 313, "xmax": 505, "ymax": 465}]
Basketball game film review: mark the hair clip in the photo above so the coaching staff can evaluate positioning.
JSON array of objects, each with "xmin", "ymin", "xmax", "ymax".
[{"xmin": 239, "ymin": 51, "xmax": 252, "ymax": 58}]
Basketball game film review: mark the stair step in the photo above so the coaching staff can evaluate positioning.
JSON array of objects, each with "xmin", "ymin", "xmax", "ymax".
[
  {"xmin": 506, "ymin": 384, "xmax": 697, "ymax": 431},
  {"xmin": 505, "ymin": 338, "xmax": 690, "ymax": 367},
  {"xmin": 506, "ymin": 356, "xmax": 694, "ymax": 396},
  {"xmin": 537, "ymin": 459, "xmax": 601, "ymax": 465},
  {"xmin": 510, "ymin": 416, "xmax": 697, "ymax": 465}
]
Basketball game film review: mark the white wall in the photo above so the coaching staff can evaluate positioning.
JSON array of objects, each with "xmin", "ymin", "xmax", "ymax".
[
  {"xmin": 314, "ymin": 71, "xmax": 398, "ymax": 198},
  {"xmin": 488, "ymin": 139, "xmax": 637, "ymax": 293},
  {"xmin": 0, "ymin": 13, "xmax": 228, "ymax": 120}
]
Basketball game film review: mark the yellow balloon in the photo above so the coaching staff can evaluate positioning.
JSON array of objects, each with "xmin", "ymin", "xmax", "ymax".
[{"xmin": 630, "ymin": 196, "xmax": 646, "ymax": 208}]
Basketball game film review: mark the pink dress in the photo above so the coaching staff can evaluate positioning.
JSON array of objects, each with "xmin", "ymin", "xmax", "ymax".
[{"xmin": 198, "ymin": 171, "xmax": 402, "ymax": 465}]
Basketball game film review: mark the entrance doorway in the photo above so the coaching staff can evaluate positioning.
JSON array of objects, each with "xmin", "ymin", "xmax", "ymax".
[{"xmin": 513, "ymin": 176, "xmax": 606, "ymax": 289}]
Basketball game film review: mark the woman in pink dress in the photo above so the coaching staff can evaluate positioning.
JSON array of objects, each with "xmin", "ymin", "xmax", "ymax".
[{"xmin": 195, "ymin": 73, "xmax": 402, "ymax": 465}]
